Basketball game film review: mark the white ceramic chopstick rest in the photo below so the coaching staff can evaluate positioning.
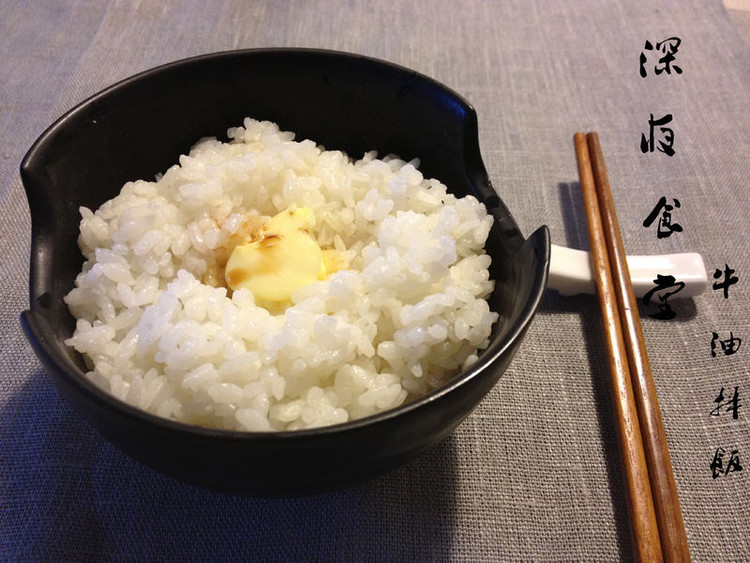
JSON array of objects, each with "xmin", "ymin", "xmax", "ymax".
[{"xmin": 548, "ymin": 244, "xmax": 707, "ymax": 298}]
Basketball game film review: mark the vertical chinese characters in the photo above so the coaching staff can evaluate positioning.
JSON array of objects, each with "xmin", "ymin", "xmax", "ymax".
[
  {"xmin": 639, "ymin": 38, "xmax": 681, "ymax": 156},
  {"xmin": 708, "ymin": 334, "xmax": 743, "ymax": 478}
]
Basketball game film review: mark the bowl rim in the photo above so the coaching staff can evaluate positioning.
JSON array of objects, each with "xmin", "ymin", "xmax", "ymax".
[
  {"xmin": 21, "ymin": 47, "xmax": 550, "ymax": 441},
  {"xmin": 22, "ymin": 47, "xmax": 473, "ymax": 172}
]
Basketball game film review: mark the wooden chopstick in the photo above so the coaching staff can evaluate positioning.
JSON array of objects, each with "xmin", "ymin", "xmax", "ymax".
[
  {"xmin": 586, "ymin": 132, "xmax": 690, "ymax": 562},
  {"xmin": 573, "ymin": 132, "xmax": 663, "ymax": 562}
]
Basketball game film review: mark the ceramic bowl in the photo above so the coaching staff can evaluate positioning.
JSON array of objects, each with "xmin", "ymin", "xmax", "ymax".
[{"xmin": 20, "ymin": 49, "xmax": 549, "ymax": 495}]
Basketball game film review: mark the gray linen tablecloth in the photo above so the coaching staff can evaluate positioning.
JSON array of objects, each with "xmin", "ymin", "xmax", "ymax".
[{"xmin": 2, "ymin": 0, "xmax": 749, "ymax": 560}]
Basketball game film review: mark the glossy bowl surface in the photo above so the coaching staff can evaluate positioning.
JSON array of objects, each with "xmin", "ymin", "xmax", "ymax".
[{"xmin": 21, "ymin": 49, "xmax": 549, "ymax": 495}]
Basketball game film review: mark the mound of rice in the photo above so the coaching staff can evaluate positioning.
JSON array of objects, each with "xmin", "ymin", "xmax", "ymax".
[{"xmin": 64, "ymin": 118, "xmax": 498, "ymax": 431}]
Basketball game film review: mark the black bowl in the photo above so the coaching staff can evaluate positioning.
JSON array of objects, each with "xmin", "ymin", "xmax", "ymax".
[{"xmin": 20, "ymin": 48, "xmax": 550, "ymax": 495}]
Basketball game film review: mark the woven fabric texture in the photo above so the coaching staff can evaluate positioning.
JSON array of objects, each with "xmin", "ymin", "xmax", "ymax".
[{"xmin": 2, "ymin": 0, "xmax": 749, "ymax": 560}]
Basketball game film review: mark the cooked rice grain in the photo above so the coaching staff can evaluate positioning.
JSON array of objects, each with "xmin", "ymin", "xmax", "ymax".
[{"xmin": 65, "ymin": 118, "xmax": 498, "ymax": 431}]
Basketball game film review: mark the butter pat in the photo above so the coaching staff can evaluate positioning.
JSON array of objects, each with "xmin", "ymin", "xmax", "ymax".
[{"xmin": 225, "ymin": 207, "xmax": 328, "ymax": 303}]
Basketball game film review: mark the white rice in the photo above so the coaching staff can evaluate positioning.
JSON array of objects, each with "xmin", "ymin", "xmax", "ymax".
[{"xmin": 64, "ymin": 118, "xmax": 498, "ymax": 431}]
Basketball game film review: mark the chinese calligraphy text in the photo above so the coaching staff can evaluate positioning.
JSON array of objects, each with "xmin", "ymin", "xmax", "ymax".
[
  {"xmin": 643, "ymin": 274, "xmax": 685, "ymax": 319},
  {"xmin": 640, "ymin": 37, "xmax": 683, "ymax": 77},
  {"xmin": 711, "ymin": 331, "xmax": 742, "ymax": 357},
  {"xmin": 712, "ymin": 264, "xmax": 739, "ymax": 299},
  {"xmin": 710, "ymin": 447, "xmax": 743, "ymax": 478},
  {"xmin": 710, "ymin": 386, "xmax": 742, "ymax": 420},
  {"xmin": 640, "ymin": 113, "xmax": 675, "ymax": 156},
  {"xmin": 643, "ymin": 196, "xmax": 683, "ymax": 238}
]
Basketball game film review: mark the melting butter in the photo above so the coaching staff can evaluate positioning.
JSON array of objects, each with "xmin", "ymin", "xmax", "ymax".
[{"xmin": 225, "ymin": 207, "xmax": 340, "ymax": 303}]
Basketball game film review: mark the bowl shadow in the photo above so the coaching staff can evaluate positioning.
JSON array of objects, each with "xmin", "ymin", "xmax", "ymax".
[{"xmin": 1, "ymin": 370, "xmax": 459, "ymax": 560}]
